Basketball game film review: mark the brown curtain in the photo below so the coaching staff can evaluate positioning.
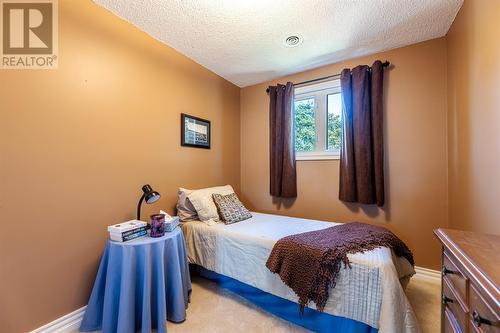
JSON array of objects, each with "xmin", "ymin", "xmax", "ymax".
[
  {"xmin": 339, "ymin": 60, "xmax": 385, "ymax": 206},
  {"xmin": 269, "ymin": 82, "xmax": 297, "ymax": 197}
]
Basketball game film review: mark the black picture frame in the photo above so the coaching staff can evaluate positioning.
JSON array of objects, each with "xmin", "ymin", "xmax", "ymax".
[{"xmin": 181, "ymin": 113, "xmax": 211, "ymax": 149}]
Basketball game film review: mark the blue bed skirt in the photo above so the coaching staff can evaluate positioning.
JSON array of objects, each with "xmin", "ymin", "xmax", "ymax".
[{"xmin": 190, "ymin": 265, "xmax": 378, "ymax": 333}]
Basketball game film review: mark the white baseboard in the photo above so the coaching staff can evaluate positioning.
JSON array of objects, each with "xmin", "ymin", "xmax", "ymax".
[
  {"xmin": 30, "ymin": 306, "xmax": 86, "ymax": 333},
  {"xmin": 415, "ymin": 265, "xmax": 441, "ymax": 281}
]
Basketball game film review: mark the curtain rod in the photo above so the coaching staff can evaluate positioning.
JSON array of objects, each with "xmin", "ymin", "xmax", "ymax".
[{"xmin": 266, "ymin": 61, "xmax": 390, "ymax": 93}]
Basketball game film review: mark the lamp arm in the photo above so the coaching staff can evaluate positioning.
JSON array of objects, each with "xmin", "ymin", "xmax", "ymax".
[{"xmin": 136, "ymin": 194, "xmax": 145, "ymax": 221}]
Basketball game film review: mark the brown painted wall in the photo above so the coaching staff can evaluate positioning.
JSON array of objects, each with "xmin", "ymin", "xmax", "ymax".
[
  {"xmin": 446, "ymin": 0, "xmax": 500, "ymax": 234},
  {"xmin": 3, "ymin": 0, "xmax": 499, "ymax": 331},
  {"xmin": 0, "ymin": 1, "xmax": 240, "ymax": 332},
  {"xmin": 240, "ymin": 38, "xmax": 449, "ymax": 270}
]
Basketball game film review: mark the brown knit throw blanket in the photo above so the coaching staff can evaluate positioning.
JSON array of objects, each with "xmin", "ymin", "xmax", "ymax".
[{"xmin": 266, "ymin": 222, "xmax": 414, "ymax": 313}]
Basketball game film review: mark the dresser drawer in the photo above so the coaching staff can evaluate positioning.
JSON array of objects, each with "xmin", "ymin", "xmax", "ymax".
[
  {"xmin": 445, "ymin": 307, "xmax": 463, "ymax": 333},
  {"xmin": 469, "ymin": 284, "xmax": 500, "ymax": 333},
  {"xmin": 444, "ymin": 277, "xmax": 468, "ymax": 333},
  {"xmin": 443, "ymin": 251, "xmax": 469, "ymax": 305}
]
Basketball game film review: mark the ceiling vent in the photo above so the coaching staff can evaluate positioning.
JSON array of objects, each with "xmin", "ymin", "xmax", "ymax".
[{"xmin": 284, "ymin": 35, "xmax": 302, "ymax": 47}]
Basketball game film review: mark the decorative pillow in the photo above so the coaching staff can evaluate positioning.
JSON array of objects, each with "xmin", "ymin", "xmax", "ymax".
[
  {"xmin": 212, "ymin": 193, "xmax": 252, "ymax": 224},
  {"xmin": 187, "ymin": 185, "xmax": 234, "ymax": 222},
  {"xmin": 176, "ymin": 188, "xmax": 199, "ymax": 222}
]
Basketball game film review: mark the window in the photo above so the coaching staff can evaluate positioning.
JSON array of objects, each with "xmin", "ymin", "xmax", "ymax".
[{"xmin": 294, "ymin": 79, "xmax": 342, "ymax": 160}]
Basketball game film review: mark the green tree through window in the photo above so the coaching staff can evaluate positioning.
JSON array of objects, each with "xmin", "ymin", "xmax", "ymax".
[
  {"xmin": 327, "ymin": 93, "xmax": 342, "ymax": 151},
  {"xmin": 294, "ymin": 98, "xmax": 316, "ymax": 152}
]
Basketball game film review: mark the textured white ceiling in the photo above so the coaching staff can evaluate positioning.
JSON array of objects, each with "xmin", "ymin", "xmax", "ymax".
[{"xmin": 93, "ymin": 0, "xmax": 463, "ymax": 87}]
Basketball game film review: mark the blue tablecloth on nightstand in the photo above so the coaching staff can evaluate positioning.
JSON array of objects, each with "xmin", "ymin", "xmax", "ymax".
[{"xmin": 80, "ymin": 227, "xmax": 191, "ymax": 333}]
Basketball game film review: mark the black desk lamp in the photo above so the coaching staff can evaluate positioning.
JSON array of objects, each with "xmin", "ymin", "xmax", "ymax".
[{"xmin": 137, "ymin": 184, "xmax": 161, "ymax": 221}]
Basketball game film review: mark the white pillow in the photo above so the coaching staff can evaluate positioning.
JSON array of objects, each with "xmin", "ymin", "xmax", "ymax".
[
  {"xmin": 187, "ymin": 185, "xmax": 234, "ymax": 222},
  {"xmin": 176, "ymin": 188, "xmax": 199, "ymax": 222}
]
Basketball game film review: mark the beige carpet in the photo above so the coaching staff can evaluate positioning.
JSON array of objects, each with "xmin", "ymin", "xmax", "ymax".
[
  {"xmin": 165, "ymin": 273, "xmax": 441, "ymax": 333},
  {"xmin": 405, "ymin": 274, "xmax": 442, "ymax": 333}
]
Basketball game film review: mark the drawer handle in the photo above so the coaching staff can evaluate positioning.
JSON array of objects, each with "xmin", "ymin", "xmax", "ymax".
[
  {"xmin": 442, "ymin": 295, "xmax": 453, "ymax": 305},
  {"xmin": 472, "ymin": 311, "xmax": 492, "ymax": 327},
  {"xmin": 442, "ymin": 266, "xmax": 454, "ymax": 276}
]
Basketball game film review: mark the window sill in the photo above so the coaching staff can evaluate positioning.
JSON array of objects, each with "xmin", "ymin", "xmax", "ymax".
[{"xmin": 296, "ymin": 154, "xmax": 340, "ymax": 161}]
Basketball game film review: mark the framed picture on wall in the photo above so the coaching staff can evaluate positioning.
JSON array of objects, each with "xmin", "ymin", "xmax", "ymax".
[{"xmin": 181, "ymin": 113, "xmax": 211, "ymax": 149}]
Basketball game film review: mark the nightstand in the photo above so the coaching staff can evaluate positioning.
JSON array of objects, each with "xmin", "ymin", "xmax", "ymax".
[{"xmin": 80, "ymin": 227, "xmax": 191, "ymax": 333}]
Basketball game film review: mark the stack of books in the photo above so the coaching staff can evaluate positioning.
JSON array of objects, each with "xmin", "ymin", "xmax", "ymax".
[{"xmin": 108, "ymin": 220, "xmax": 149, "ymax": 242}]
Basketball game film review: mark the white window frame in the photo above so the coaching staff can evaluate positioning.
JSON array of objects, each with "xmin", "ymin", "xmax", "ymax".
[{"xmin": 294, "ymin": 79, "xmax": 341, "ymax": 161}]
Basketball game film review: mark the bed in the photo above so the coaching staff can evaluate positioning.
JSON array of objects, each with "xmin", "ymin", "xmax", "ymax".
[{"xmin": 180, "ymin": 212, "xmax": 420, "ymax": 333}]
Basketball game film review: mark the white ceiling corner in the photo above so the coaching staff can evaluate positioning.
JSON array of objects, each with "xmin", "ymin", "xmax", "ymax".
[{"xmin": 93, "ymin": 0, "xmax": 463, "ymax": 87}]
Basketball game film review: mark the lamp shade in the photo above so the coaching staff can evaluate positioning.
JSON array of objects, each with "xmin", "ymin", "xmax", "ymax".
[
  {"xmin": 145, "ymin": 191, "xmax": 160, "ymax": 204},
  {"xmin": 137, "ymin": 184, "xmax": 161, "ymax": 221},
  {"xmin": 142, "ymin": 184, "xmax": 160, "ymax": 204}
]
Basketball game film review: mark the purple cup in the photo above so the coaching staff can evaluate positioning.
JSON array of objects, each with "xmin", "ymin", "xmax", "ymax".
[{"xmin": 150, "ymin": 214, "xmax": 165, "ymax": 237}]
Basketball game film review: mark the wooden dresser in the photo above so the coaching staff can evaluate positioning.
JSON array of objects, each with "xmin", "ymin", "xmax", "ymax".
[{"xmin": 434, "ymin": 229, "xmax": 500, "ymax": 333}]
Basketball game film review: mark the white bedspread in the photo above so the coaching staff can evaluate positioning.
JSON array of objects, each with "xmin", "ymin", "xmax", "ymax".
[{"xmin": 181, "ymin": 212, "xmax": 420, "ymax": 333}]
